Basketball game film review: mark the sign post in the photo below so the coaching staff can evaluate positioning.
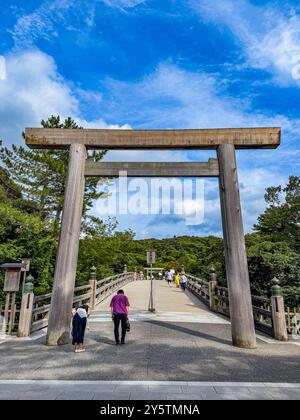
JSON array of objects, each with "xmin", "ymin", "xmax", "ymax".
[
  {"xmin": 21, "ymin": 259, "xmax": 31, "ymax": 294},
  {"xmin": 147, "ymin": 251, "xmax": 156, "ymax": 312},
  {"xmin": 1, "ymin": 262, "xmax": 26, "ymax": 335}
]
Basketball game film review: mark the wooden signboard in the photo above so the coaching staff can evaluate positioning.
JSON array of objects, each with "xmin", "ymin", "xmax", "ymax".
[
  {"xmin": 147, "ymin": 250, "xmax": 156, "ymax": 264},
  {"xmin": 1, "ymin": 263, "xmax": 25, "ymax": 292},
  {"xmin": 4, "ymin": 269, "xmax": 21, "ymax": 292}
]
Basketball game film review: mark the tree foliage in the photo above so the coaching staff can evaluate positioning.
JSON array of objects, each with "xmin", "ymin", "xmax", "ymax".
[
  {"xmin": 254, "ymin": 176, "xmax": 300, "ymax": 248},
  {"xmin": 0, "ymin": 116, "xmax": 109, "ymax": 299},
  {"xmin": 0, "ymin": 116, "xmax": 107, "ymax": 232},
  {"xmin": 77, "ymin": 233, "xmax": 225, "ymax": 286}
]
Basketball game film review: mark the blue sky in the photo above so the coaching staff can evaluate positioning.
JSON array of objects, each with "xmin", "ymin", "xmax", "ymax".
[{"xmin": 0, "ymin": 0, "xmax": 299, "ymax": 238}]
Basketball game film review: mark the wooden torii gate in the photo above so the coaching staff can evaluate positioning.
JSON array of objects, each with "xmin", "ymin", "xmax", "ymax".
[{"xmin": 25, "ymin": 127, "xmax": 281, "ymax": 348}]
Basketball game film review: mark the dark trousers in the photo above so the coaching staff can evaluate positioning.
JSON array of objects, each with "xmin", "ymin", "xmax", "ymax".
[{"xmin": 113, "ymin": 313, "xmax": 127, "ymax": 343}]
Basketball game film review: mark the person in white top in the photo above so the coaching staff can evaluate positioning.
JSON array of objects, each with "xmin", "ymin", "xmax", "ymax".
[
  {"xmin": 71, "ymin": 304, "xmax": 90, "ymax": 353},
  {"xmin": 179, "ymin": 273, "xmax": 187, "ymax": 291},
  {"xmin": 166, "ymin": 270, "xmax": 173, "ymax": 286}
]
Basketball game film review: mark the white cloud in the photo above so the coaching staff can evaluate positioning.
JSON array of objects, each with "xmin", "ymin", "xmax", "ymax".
[
  {"xmin": 251, "ymin": 14, "xmax": 300, "ymax": 82},
  {"xmin": 10, "ymin": 0, "xmax": 146, "ymax": 47},
  {"xmin": 190, "ymin": 0, "xmax": 300, "ymax": 84},
  {"xmin": 238, "ymin": 167, "xmax": 287, "ymax": 231},
  {"xmin": 77, "ymin": 118, "xmax": 130, "ymax": 130},
  {"xmin": 10, "ymin": 0, "xmax": 75, "ymax": 47},
  {"xmin": 102, "ymin": 0, "xmax": 145, "ymax": 8},
  {"xmin": 0, "ymin": 56, "xmax": 6, "ymax": 80},
  {"xmin": 94, "ymin": 166, "xmax": 285, "ymax": 238},
  {"xmin": 0, "ymin": 50, "xmax": 129, "ymax": 146},
  {"xmin": 104, "ymin": 62, "xmax": 298, "ymax": 133},
  {"xmin": 0, "ymin": 49, "xmax": 296, "ymax": 238},
  {"xmin": 98, "ymin": 62, "xmax": 299, "ymax": 237}
]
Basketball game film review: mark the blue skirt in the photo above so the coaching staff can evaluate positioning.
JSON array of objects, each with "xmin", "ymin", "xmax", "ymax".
[{"xmin": 72, "ymin": 313, "xmax": 87, "ymax": 344}]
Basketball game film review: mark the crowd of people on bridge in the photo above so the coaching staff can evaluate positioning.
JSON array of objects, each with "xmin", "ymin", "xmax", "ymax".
[{"xmin": 164, "ymin": 269, "xmax": 188, "ymax": 291}]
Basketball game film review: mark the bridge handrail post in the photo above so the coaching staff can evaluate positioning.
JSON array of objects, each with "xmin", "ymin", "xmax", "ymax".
[
  {"xmin": 271, "ymin": 277, "xmax": 288, "ymax": 341},
  {"xmin": 89, "ymin": 266, "xmax": 97, "ymax": 310},
  {"xmin": 208, "ymin": 267, "xmax": 217, "ymax": 312},
  {"xmin": 18, "ymin": 291, "xmax": 34, "ymax": 337}
]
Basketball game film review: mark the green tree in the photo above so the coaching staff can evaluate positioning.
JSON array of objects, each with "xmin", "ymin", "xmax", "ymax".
[
  {"xmin": 0, "ymin": 115, "xmax": 110, "ymax": 297},
  {"xmin": 246, "ymin": 234, "xmax": 300, "ymax": 298},
  {"xmin": 0, "ymin": 115, "xmax": 107, "ymax": 236},
  {"xmin": 254, "ymin": 176, "xmax": 300, "ymax": 249},
  {"xmin": 0, "ymin": 170, "xmax": 54, "ymax": 302},
  {"xmin": 247, "ymin": 176, "xmax": 300, "ymax": 301}
]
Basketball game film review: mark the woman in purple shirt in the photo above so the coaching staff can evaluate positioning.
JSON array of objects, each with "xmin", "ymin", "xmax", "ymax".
[{"xmin": 110, "ymin": 289, "xmax": 130, "ymax": 345}]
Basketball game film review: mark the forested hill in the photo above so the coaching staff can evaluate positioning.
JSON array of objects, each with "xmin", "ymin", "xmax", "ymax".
[
  {"xmin": 76, "ymin": 229, "xmax": 300, "ymax": 306},
  {"xmin": 77, "ymin": 234, "xmax": 224, "ymax": 285}
]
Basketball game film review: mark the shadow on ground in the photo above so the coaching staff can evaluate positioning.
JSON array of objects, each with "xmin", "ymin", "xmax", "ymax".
[{"xmin": 0, "ymin": 321, "xmax": 299, "ymax": 382}]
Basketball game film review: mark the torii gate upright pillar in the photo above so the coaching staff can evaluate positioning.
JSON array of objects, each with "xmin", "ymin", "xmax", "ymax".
[
  {"xmin": 217, "ymin": 144, "xmax": 257, "ymax": 348},
  {"xmin": 46, "ymin": 144, "xmax": 86, "ymax": 346}
]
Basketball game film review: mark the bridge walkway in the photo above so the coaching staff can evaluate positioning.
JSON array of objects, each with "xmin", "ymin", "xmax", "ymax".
[{"xmin": 92, "ymin": 279, "xmax": 228, "ymax": 324}]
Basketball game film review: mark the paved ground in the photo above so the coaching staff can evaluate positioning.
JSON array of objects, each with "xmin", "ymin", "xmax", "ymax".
[
  {"xmin": 0, "ymin": 280, "xmax": 299, "ymax": 400},
  {"xmin": 1, "ymin": 320, "xmax": 299, "ymax": 382},
  {"xmin": 0, "ymin": 380, "xmax": 300, "ymax": 400}
]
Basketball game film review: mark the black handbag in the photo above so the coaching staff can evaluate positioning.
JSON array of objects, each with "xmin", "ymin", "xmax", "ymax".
[{"xmin": 126, "ymin": 317, "xmax": 130, "ymax": 332}]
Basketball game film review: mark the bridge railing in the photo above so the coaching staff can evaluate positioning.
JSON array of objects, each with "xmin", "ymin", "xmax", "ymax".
[
  {"xmin": 286, "ymin": 306, "xmax": 300, "ymax": 336},
  {"xmin": 95, "ymin": 272, "xmax": 135, "ymax": 306},
  {"xmin": 186, "ymin": 274, "xmax": 210, "ymax": 306},
  {"xmin": 30, "ymin": 283, "xmax": 93, "ymax": 334},
  {"xmin": 213, "ymin": 285, "xmax": 230, "ymax": 317},
  {"xmin": 251, "ymin": 295, "xmax": 273, "ymax": 336},
  {"xmin": 186, "ymin": 270, "xmax": 298, "ymax": 341},
  {"xmin": 16, "ymin": 270, "xmax": 137, "ymax": 337}
]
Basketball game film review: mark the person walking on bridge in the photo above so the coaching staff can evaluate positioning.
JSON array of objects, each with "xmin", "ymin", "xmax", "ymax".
[
  {"xmin": 110, "ymin": 290, "xmax": 130, "ymax": 345},
  {"xmin": 180, "ymin": 272, "xmax": 187, "ymax": 291},
  {"xmin": 166, "ymin": 270, "xmax": 173, "ymax": 286},
  {"xmin": 175, "ymin": 272, "xmax": 180, "ymax": 288}
]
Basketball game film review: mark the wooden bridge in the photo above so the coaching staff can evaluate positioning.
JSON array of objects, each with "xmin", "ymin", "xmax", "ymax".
[
  {"xmin": 2, "ymin": 268, "xmax": 298, "ymax": 343},
  {"xmin": 92, "ymin": 278, "xmax": 228, "ymax": 324}
]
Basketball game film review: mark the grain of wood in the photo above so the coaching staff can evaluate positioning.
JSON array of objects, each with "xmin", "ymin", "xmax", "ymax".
[
  {"xmin": 217, "ymin": 144, "xmax": 256, "ymax": 349},
  {"xmin": 46, "ymin": 144, "xmax": 86, "ymax": 346},
  {"xmin": 25, "ymin": 127, "xmax": 281, "ymax": 150},
  {"xmin": 84, "ymin": 160, "xmax": 219, "ymax": 177}
]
